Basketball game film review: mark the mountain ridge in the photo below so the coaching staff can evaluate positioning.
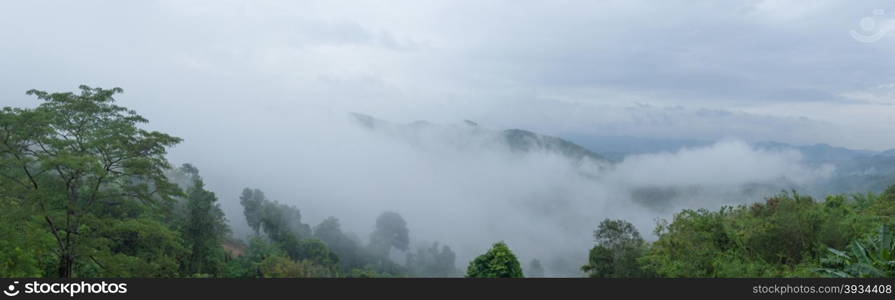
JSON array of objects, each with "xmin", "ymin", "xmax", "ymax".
[{"xmin": 349, "ymin": 113, "xmax": 605, "ymax": 162}]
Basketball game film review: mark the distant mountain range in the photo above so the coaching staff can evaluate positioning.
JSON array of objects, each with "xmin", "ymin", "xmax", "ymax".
[
  {"xmin": 351, "ymin": 114, "xmax": 895, "ymax": 197},
  {"xmin": 561, "ymin": 135, "xmax": 895, "ymax": 196}
]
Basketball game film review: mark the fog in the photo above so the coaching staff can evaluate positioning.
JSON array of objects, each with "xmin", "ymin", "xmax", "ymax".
[
  {"xmin": 165, "ymin": 109, "xmax": 832, "ymax": 276},
  {"xmin": 1, "ymin": 0, "xmax": 893, "ymax": 276}
]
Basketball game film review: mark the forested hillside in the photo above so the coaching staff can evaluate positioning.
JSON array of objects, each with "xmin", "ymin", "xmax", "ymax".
[{"xmin": 2, "ymin": 86, "xmax": 894, "ymax": 278}]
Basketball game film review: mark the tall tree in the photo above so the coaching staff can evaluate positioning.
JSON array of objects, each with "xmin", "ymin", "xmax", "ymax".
[
  {"xmin": 0, "ymin": 86, "xmax": 181, "ymax": 277},
  {"xmin": 369, "ymin": 211, "xmax": 409, "ymax": 258},
  {"xmin": 239, "ymin": 188, "xmax": 265, "ymax": 235},
  {"xmin": 174, "ymin": 164, "xmax": 229, "ymax": 276}
]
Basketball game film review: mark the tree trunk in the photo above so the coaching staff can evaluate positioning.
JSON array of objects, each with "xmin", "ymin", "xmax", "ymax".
[{"xmin": 58, "ymin": 252, "xmax": 74, "ymax": 278}]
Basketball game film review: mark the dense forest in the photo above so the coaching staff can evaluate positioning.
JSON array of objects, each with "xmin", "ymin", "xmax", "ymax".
[{"xmin": 2, "ymin": 86, "xmax": 894, "ymax": 278}]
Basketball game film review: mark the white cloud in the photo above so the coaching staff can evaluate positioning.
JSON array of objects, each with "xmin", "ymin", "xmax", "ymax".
[{"xmin": 3, "ymin": 0, "xmax": 891, "ymax": 274}]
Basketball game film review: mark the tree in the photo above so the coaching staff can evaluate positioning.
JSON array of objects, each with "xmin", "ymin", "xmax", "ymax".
[
  {"xmin": 642, "ymin": 191, "xmax": 880, "ymax": 277},
  {"xmin": 237, "ymin": 188, "xmax": 338, "ymax": 272},
  {"xmin": 239, "ymin": 188, "xmax": 266, "ymax": 235},
  {"xmin": 314, "ymin": 217, "xmax": 364, "ymax": 271},
  {"xmin": 582, "ymin": 246, "xmax": 615, "ymax": 277},
  {"xmin": 406, "ymin": 242, "xmax": 458, "ymax": 277},
  {"xmin": 593, "ymin": 219, "xmax": 643, "ymax": 249},
  {"xmin": 466, "ymin": 241, "xmax": 523, "ymax": 278},
  {"xmin": 0, "ymin": 86, "xmax": 181, "ymax": 277},
  {"xmin": 581, "ymin": 219, "xmax": 652, "ymax": 278},
  {"xmin": 259, "ymin": 201, "xmax": 312, "ymax": 240},
  {"xmin": 172, "ymin": 164, "xmax": 229, "ymax": 276},
  {"xmin": 227, "ymin": 237, "xmax": 284, "ymax": 278},
  {"xmin": 526, "ymin": 258, "xmax": 545, "ymax": 277},
  {"xmin": 0, "ymin": 197, "xmax": 55, "ymax": 277},
  {"xmin": 369, "ymin": 211, "xmax": 409, "ymax": 258},
  {"xmin": 869, "ymin": 184, "xmax": 895, "ymax": 217},
  {"xmin": 884, "ymin": 184, "xmax": 895, "ymax": 202},
  {"xmin": 92, "ymin": 218, "xmax": 187, "ymax": 277},
  {"xmin": 278, "ymin": 234, "xmax": 339, "ymax": 267},
  {"xmin": 239, "ymin": 188, "xmax": 311, "ymax": 240}
]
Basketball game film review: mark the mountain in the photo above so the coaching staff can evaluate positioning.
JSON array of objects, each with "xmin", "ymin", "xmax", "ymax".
[
  {"xmin": 879, "ymin": 149, "xmax": 895, "ymax": 157},
  {"xmin": 351, "ymin": 116, "xmax": 894, "ymax": 197},
  {"xmin": 501, "ymin": 129, "xmax": 603, "ymax": 161},
  {"xmin": 349, "ymin": 113, "xmax": 605, "ymax": 163},
  {"xmin": 556, "ymin": 135, "xmax": 711, "ymax": 162},
  {"xmin": 562, "ymin": 134, "xmax": 895, "ymax": 196},
  {"xmin": 749, "ymin": 142, "xmax": 895, "ymax": 195},
  {"xmin": 752, "ymin": 141, "xmax": 876, "ymax": 165}
]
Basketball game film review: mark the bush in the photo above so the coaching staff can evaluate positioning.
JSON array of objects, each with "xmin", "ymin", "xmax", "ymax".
[{"xmin": 643, "ymin": 191, "xmax": 883, "ymax": 277}]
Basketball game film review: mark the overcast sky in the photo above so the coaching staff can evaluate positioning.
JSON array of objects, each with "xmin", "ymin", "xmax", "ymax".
[
  {"xmin": 2, "ymin": 0, "xmax": 894, "ymax": 150},
  {"xmin": 5, "ymin": 1, "xmax": 895, "ymax": 274}
]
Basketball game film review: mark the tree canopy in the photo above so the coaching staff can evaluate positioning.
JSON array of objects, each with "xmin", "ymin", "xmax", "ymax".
[
  {"xmin": 466, "ymin": 242, "xmax": 523, "ymax": 278},
  {"xmin": 1, "ymin": 86, "xmax": 182, "ymax": 277},
  {"xmin": 582, "ymin": 219, "xmax": 653, "ymax": 278}
]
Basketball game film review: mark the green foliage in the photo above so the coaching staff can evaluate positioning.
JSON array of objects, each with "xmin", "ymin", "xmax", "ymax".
[
  {"xmin": 581, "ymin": 219, "xmax": 653, "ymax": 278},
  {"xmin": 868, "ymin": 184, "xmax": 895, "ymax": 217},
  {"xmin": 0, "ymin": 203, "xmax": 55, "ymax": 277},
  {"xmin": 237, "ymin": 189, "xmax": 339, "ymax": 276},
  {"xmin": 240, "ymin": 188, "xmax": 312, "ymax": 240},
  {"xmin": 257, "ymin": 256, "xmax": 336, "ymax": 278},
  {"xmin": 92, "ymin": 218, "xmax": 187, "ymax": 277},
  {"xmin": 171, "ymin": 164, "xmax": 230, "ymax": 277},
  {"xmin": 226, "ymin": 237, "xmax": 284, "ymax": 278},
  {"xmin": 583, "ymin": 246, "xmax": 615, "ymax": 277},
  {"xmin": 6, "ymin": 86, "xmax": 895, "ymax": 279},
  {"xmin": 240, "ymin": 188, "xmax": 266, "ymax": 235},
  {"xmin": 346, "ymin": 268, "xmax": 385, "ymax": 278},
  {"xmin": 643, "ymin": 191, "xmax": 882, "ymax": 277},
  {"xmin": 593, "ymin": 219, "xmax": 643, "ymax": 248},
  {"xmin": 225, "ymin": 236, "xmax": 340, "ymax": 278},
  {"xmin": 819, "ymin": 225, "xmax": 895, "ymax": 277},
  {"xmin": 883, "ymin": 185, "xmax": 895, "ymax": 202},
  {"xmin": 279, "ymin": 235, "xmax": 339, "ymax": 266},
  {"xmin": 1, "ymin": 86, "xmax": 182, "ymax": 277},
  {"xmin": 466, "ymin": 242, "xmax": 524, "ymax": 278},
  {"xmin": 236, "ymin": 195, "xmax": 412, "ymax": 278},
  {"xmin": 263, "ymin": 202, "xmax": 311, "ymax": 240}
]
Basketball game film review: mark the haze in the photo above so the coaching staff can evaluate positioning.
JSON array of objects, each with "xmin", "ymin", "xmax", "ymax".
[{"xmin": 1, "ymin": 0, "xmax": 893, "ymax": 276}]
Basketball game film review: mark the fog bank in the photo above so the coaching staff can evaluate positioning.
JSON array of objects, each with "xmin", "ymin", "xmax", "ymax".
[{"xmin": 170, "ymin": 111, "xmax": 832, "ymax": 276}]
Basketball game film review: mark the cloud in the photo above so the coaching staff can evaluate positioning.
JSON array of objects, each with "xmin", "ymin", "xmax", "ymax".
[
  {"xmin": 189, "ymin": 113, "xmax": 831, "ymax": 275},
  {"xmin": 3, "ymin": 0, "xmax": 892, "ymax": 148},
  {"xmin": 611, "ymin": 140, "xmax": 833, "ymax": 187},
  {"xmin": 0, "ymin": 0, "xmax": 892, "ymax": 275}
]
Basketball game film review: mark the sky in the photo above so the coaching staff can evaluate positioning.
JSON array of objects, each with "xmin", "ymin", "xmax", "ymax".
[
  {"xmin": 1, "ymin": 0, "xmax": 894, "ymax": 150},
  {"xmin": 1, "ymin": 0, "xmax": 894, "ymax": 275}
]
